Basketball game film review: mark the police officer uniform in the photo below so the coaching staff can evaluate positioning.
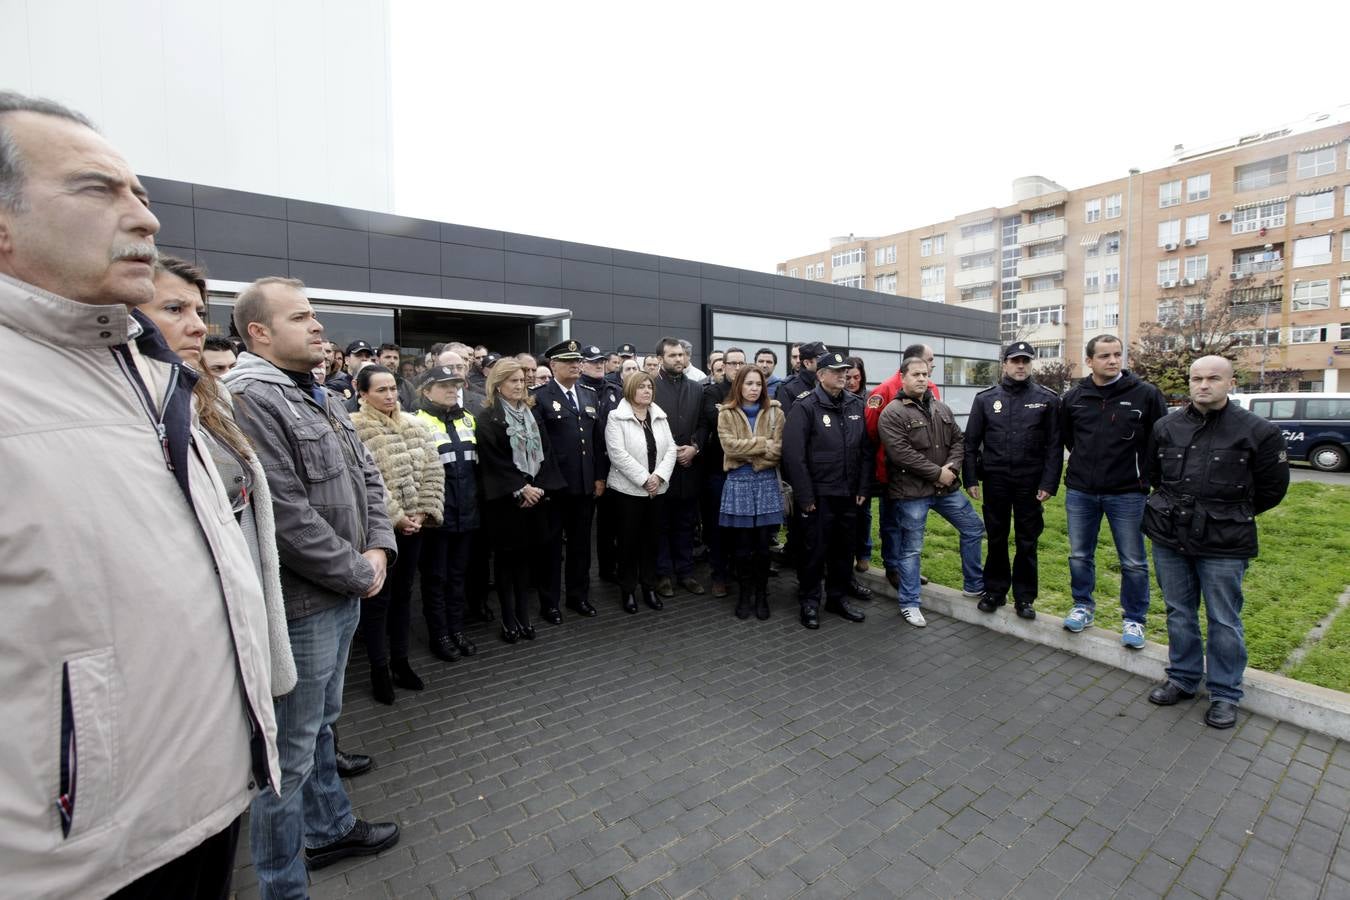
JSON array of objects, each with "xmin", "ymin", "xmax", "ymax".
[
  {"xmin": 533, "ymin": 340, "xmax": 607, "ymax": 622},
  {"xmin": 781, "ymin": 353, "xmax": 873, "ymax": 629},
  {"xmin": 607, "ymin": 342, "xmax": 637, "ymax": 389},
  {"xmin": 775, "ymin": 340, "xmax": 828, "ymax": 415},
  {"xmin": 961, "ymin": 341, "xmax": 1063, "ymax": 619}
]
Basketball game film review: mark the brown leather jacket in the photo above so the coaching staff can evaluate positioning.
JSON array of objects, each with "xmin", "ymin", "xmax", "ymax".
[{"xmin": 876, "ymin": 392, "xmax": 965, "ymax": 499}]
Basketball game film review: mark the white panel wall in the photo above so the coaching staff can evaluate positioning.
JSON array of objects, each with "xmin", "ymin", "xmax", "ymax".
[{"xmin": 0, "ymin": 0, "xmax": 393, "ymax": 212}]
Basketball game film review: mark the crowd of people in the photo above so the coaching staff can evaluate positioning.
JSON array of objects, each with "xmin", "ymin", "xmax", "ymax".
[{"xmin": 0, "ymin": 89, "xmax": 1293, "ymax": 898}]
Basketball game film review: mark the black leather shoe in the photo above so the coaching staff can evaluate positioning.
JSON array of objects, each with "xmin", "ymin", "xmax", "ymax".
[
  {"xmin": 520, "ymin": 624, "xmax": 536, "ymax": 641},
  {"xmin": 800, "ymin": 608, "xmax": 820, "ymax": 629},
  {"xmin": 885, "ymin": 569, "xmax": 900, "ymax": 590},
  {"xmin": 680, "ymin": 577, "xmax": 705, "ymax": 595},
  {"xmin": 541, "ymin": 608, "xmax": 562, "ymax": 625},
  {"xmin": 1014, "ymin": 601, "xmax": 1036, "ymax": 620},
  {"xmin": 451, "ymin": 632, "xmax": 477, "ymax": 657},
  {"xmin": 306, "ymin": 819, "xmax": 400, "ymax": 869},
  {"xmin": 335, "ymin": 750, "xmax": 374, "ymax": 779},
  {"xmin": 430, "ymin": 636, "xmax": 460, "ymax": 662},
  {"xmin": 642, "ymin": 588, "xmax": 663, "ymax": 611},
  {"xmin": 567, "ymin": 599, "xmax": 598, "ymax": 617},
  {"xmin": 847, "ymin": 579, "xmax": 874, "ymax": 601},
  {"xmin": 1205, "ymin": 700, "xmax": 1238, "ymax": 729},
  {"xmin": 977, "ymin": 593, "xmax": 1005, "ymax": 613},
  {"xmin": 500, "ymin": 625, "xmax": 519, "ymax": 644},
  {"xmin": 622, "ymin": 592, "xmax": 638, "ymax": 614},
  {"xmin": 655, "ymin": 577, "xmax": 675, "ymax": 598},
  {"xmin": 1148, "ymin": 680, "xmax": 1196, "ymax": 706},
  {"xmin": 825, "ymin": 599, "xmax": 866, "ymax": 623}
]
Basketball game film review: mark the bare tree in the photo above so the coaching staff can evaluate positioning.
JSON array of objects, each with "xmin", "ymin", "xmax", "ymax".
[{"xmin": 1032, "ymin": 358, "xmax": 1076, "ymax": 395}]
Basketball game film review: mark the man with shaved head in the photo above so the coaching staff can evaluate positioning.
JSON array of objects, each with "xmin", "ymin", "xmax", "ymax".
[{"xmin": 1143, "ymin": 355, "xmax": 1289, "ymax": 729}]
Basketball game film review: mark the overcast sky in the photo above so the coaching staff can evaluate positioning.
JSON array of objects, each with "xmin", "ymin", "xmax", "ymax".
[{"xmin": 390, "ymin": 1, "xmax": 1348, "ymax": 273}]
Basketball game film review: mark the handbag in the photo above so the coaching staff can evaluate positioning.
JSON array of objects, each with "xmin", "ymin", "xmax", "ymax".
[{"xmin": 779, "ymin": 478, "xmax": 794, "ymax": 516}]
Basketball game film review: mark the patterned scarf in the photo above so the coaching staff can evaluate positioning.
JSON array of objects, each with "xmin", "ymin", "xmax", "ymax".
[{"xmin": 502, "ymin": 401, "xmax": 543, "ymax": 478}]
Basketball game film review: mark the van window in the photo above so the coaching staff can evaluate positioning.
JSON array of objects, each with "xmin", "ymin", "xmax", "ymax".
[
  {"xmin": 1251, "ymin": 399, "xmax": 1297, "ymax": 418},
  {"xmin": 1305, "ymin": 398, "xmax": 1350, "ymax": 420}
]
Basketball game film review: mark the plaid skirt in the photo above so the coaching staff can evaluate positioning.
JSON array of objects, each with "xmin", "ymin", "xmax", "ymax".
[{"xmin": 719, "ymin": 465, "xmax": 784, "ymax": 528}]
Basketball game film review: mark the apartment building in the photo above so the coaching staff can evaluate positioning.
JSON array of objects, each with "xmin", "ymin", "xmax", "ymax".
[{"xmin": 778, "ymin": 114, "xmax": 1350, "ymax": 392}]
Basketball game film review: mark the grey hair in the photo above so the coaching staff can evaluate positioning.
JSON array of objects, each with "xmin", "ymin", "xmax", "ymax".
[
  {"xmin": 0, "ymin": 91, "xmax": 96, "ymax": 212},
  {"xmin": 233, "ymin": 276, "xmax": 306, "ymax": 349}
]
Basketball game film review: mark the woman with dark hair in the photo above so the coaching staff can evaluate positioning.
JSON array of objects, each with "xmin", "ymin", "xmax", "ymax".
[
  {"xmin": 351, "ymin": 365, "xmax": 444, "ymax": 704},
  {"xmin": 845, "ymin": 356, "xmax": 876, "ymax": 575},
  {"xmin": 476, "ymin": 358, "xmax": 565, "ymax": 642},
  {"xmin": 717, "ymin": 365, "xmax": 785, "ymax": 619},
  {"xmin": 146, "ymin": 255, "xmax": 296, "ymax": 695}
]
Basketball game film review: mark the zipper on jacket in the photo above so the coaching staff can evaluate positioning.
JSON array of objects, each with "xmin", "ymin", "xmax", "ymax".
[
  {"xmin": 57, "ymin": 662, "xmax": 76, "ymax": 838},
  {"xmin": 111, "ymin": 348, "xmax": 180, "ymax": 473}
]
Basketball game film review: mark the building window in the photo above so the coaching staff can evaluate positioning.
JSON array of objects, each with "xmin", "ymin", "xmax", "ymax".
[
  {"xmin": 1018, "ymin": 305, "xmax": 1064, "ymax": 326},
  {"xmin": 1185, "ymin": 215, "xmax": 1209, "ymax": 241},
  {"xmin": 1187, "ymin": 173, "xmax": 1211, "ymax": 202},
  {"xmin": 921, "ymin": 265, "xmax": 945, "ymax": 302},
  {"xmin": 1341, "ymin": 276, "xmax": 1350, "ymax": 307},
  {"xmin": 960, "ymin": 220, "xmax": 995, "ymax": 239},
  {"xmin": 1291, "ymin": 325, "xmax": 1329, "ymax": 343},
  {"xmin": 874, "ymin": 273, "xmax": 897, "ymax": 293},
  {"xmin": 1291, "ymin": 280, "xmax": 1331, "ymax": 310},
  {"xmin": 1028, "ymin": 276, "xmax": 1056, "ymax": 293},
  {"xmin": 1297, "ymin": 148, "xmax": 1336, "ymax": 179},
  {"xmin": 1035, "ymin": 343, "xmax": 1064, "ymax": 359},
  {"xmin": 920, "ymin": 238, "xmax": 932, "ymax": 257},
  {"xmin": 834, "ymin": 276, "xmax": 865, "ymax": 289},
  {"xmin": 1027, "ymin": 242, "xmax": 1061, "ymax": 259},
  {"xmin": 830, "ymin": 248, "xmax": 865, "ymax": 268},
  {"xmin": 1158, "ymin": 220, "xmax": 1181, "ymax": 246},
  {"xmin": 960, "ymin": 252, "xmax": 995, "ymax": 270},
  {"xmin": 1085, "ymin": 242, "xmax": 1100, "ymax": 259},
  {"xmin": 1105, "ymin": 193, "xmax": 1122, "ymax": 218},
  {"xmin": 814, "ymin": 262, "xmax": 824, "ymax": 278},
  {"xmin": 874, "ymin": 244, "xmax": 896, "ymax": 266},
  {"xmin": 1159, "ymin": 180, "xmax": 1182, "ymax": 208},
  {"xmin": 1233, "ymin": 247, "xmax": 1283, "ymax": 276},
  {"xmin": 1231, "ymin": 199, "xmax": 1286, "ymax": 233},
  {"xmin": 1104, "ymin": 266, "xmax": 1120, "ymax": 291},
  {"xmin": 1085, "ymin": 199, "xmax": 1102, "ymax": 223},
  {"xmin": 788, "ymin": 267, "xmax": 798, "ymax": 278},
  {"xmin": 1157, "ymin": 299, "xmax": 1179, "ymax": 323},
  {"xmin": 1104, "ymin": 233, "xmax": 1121, "ymax": 255},
  {"xmin": 1294, "ymin": 235, "xmax": 1333, "ymax": 267},
  {"xmin": 1184, "ymin": 255, "xmax": 1208, "ymax": 281},
  {"xmin": 1084, "ymin": 270, "xmax": 1100, "ymax": 293},
  {"xmin": 1344, "ymin": 231, "xmax": 1350, "ymax": 262},
  {"xmin": 1157, "ymin": 259, "xmax": 1180, "ymax": 284},
  {"xmin": 1103, "ymin": 302, "xmax": 1119, "ymax": 327},
  {"xmin": 1234, "ymin": 157, "xmax": 1288, "ymax": 192},
  {"xmin": 1083, "ymin": 305, "xmax": 1099, "ymax": 330},
  {"xmin": 1294, "ymin": 191, "xmax": 1335, "ymax": 224},
  {"xmin": 1185, "ymin": 297, "xmax": 1206, "ymax": 321},
  {"xmin": 1233, "ymin": 329, "xmax": 1281, "ymax": 347}
]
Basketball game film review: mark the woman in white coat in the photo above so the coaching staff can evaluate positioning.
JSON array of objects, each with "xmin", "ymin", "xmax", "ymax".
[{"xmin": 605, "ymin": 370, "xmax": 677, "ymax": 613}]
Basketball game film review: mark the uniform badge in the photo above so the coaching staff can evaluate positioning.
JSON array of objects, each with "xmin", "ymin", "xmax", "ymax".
[
  {"xmin": 584, "ymin": 406, "xmax": 596, "ymax": 415},
  {"xmin": 552, "ymin": 400, "xmax": 562, "ymax": 411},
  {"xmin": 867, "ymin": 395, "xmax": 882, "ymax": 409},
  {"xmin": 822, "ymin": 414, "xmax": 832, "ymax": 427},
  {"xmin": 343, "ymin": 389, "xmax": 352, "ymax": 399},
  {"xmin": 798, "ymin": 390, "xmax": 810, "ymax": 399},
  {"xmin": 992, "ymin": 400, "xmax": 1002, "ymax": 413}
]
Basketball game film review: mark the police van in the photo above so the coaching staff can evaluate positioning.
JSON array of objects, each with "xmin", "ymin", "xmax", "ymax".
[{"xmin": 1229, "ymin": 393, "xmax": 1350, "ymax": 472}]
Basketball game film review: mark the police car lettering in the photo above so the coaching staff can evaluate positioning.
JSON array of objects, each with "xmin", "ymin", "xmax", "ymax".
[{"xmin": 1281, "ymin": 430, "xmax": 1305, "ymax": 443}]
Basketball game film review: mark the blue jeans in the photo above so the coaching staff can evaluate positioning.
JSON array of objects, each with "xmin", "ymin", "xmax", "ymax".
[
  {"xmin": 250, "ymin": 600, "xmax": 359, "ymax": 899},
  {"xmin": 894, "ymin": 492, "xmax": 984, "ymax": 608},
  {"xmin": 878, "ymin": 495, "xmax": 902, "ymax": 572},
  {"xmin": 1065, "ymin": 488, "xmax": 1150, "ymax": 624},
  {"xmin": 1152, "ymin": 542, "xmax": 1250, "ymax": 704}
]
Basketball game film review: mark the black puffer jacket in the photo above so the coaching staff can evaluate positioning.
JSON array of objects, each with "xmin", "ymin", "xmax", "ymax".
[
  {"xmin": 782, "ymin": 385, "xmax": 872, "ymax": 508},
  {"xmin": 1060, "ymin": 370, "xmax": 1167, "ymax": 494},
  {"xmin": 962, "ymin": 376, "xmax": 1062, "ymax": 494}
]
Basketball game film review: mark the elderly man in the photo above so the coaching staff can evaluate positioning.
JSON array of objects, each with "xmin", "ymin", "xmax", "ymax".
[
  {"xmin": 0, "ymin": 91, "xmax": 279, "ymax": 898},
  {"xmin": 1144, "ymin": 356, "xmax": 1289, "ymax": 729}
]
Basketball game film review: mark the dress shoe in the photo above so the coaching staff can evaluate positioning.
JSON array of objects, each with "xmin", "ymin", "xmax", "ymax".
[
  {"xmin": 655, "ymin": 577, "xmax": 675, "ymax": 598},
  {"xmin": 430, "ymin": 635, "xmax": 460, "ymax": 663},
  {"xmin": 451, "ymin": 632, "xmax": 477, "ymax": 657},
  {"xmin": 680, "ymin": 577, "xmax": 705, "ymax": 595},
  {"xmin": 642, "ymin": 588, "xmax": 663, "ymax": 611},
  {"xmin": 824, "ymin": 599, "xmax": 866, "ymax": 623},
  {"xmin": 370, "ymin": 665, "xmax": 395, "ymax": 706},
  {"xmin": 390, "ymin": 658, "xmax": 423, "ymax": 691},
  {"xmin": 885, "ymin": 569, "xmax": 900, "ymax": 589},
  {"xmin": 520, "ymin": 623, "xmax": 536, "ymax": 641},
  {"xmin": 335, "ymin": 750, "xmax": 374, "ymax": 779},
  {"xmin": 1205, "ymin": 700, "xmax": 1238, "ymax": 729},
  {"xmin": 500, "ymin": 625, "xmax": 520, "ymax": 644},
  {"xmin": 567, "ymin": 599, "xmax": 598, "ymax": 617},
  {"xmin": 306, "ymin": 819, "xmax": 400, "ymax": 869},
  {"xmin": 712, "ymin": 581, "xmax": 729, "ymax": 598},
  {"xmin": 1014, "ymin": 601, "xmax": 1036, "ymax": 620},
  {"xmin": 1147, "ymin": 680, "xmax": 1196, "ymax": 706},
  {"xmin": 800, "ymin": 607, "xmax": 820, "ymax": 629},
  {"xmin": 622, "ymin": 591, "xmax": 638, "ymax": 614},
  {"xmin": 847, "ymin": 579, "xmax": 873, "ymax": 601},
  {"xmin": 977, "ymin": 593, "xmax": 1005, "ymax": 613},
  {"xmin": 541, "ymin": 608, "xmax": 563, "ymax": 626}
]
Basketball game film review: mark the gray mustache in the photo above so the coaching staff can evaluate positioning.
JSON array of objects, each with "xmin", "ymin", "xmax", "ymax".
[{"xmin": 111, "ymin": 243, "xmax": 158, "ymax": 263}]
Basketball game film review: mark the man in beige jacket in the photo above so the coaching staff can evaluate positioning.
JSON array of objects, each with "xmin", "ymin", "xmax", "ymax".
[{"xmin": 0, "ymin": 91, "xmax": 280, "ymax": 897}]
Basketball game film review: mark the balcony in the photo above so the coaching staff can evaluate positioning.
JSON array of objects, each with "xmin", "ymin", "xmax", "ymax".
[
  {"xmin": 953, "ymin": 265, "xmax": 998, "ymax": 288},
  {"xmin": 956, "ymin": 295, "xmax": 996, "ymax": 313},
  {"xmin": 955, "ymin": 232, "xmax": 998, "ymax": 256},
  {"xmin": 1020, "ymin": 322, "xmax": 1066, "ymax": 344},
  {"xmin": 1230, "ymin": 257, "xmax": 1283, "ymax": 278},
  {"xmin": 1019, "ymin": 253, "xmax": 1067, "ymax": 278},
  {"xmin": 1016, "ymin": 288, "xmax": 1067, "ymax": 309},
  {"xmin": 1234, "ymin": 171, "xmax": 1287, "ymax": 193},
  {"xmin": 831, "ymin": 260, "xmax": 865, "ymax": 280},
  {"xmin": 1016, "ymin": 218, "xmax": 1067, "ymax": 245},
  {"xmin": 1229, "ymin": 282, "xmax": 1284, "ymax": 314}
]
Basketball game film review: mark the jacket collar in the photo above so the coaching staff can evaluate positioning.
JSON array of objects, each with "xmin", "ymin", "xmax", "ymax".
[
  {"xmin": 0, "ymin": 272, "xmax": 141, "ymax": 347},
  {"xmin": 612, "ymin": 398, "xmax": 666, "ymax": 422}
]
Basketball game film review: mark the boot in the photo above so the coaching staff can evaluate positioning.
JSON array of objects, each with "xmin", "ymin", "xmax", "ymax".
[
  {"xmin": 642, "ymin": 586, "xmax": 663, "ymax": 610},
  {"xmin": 754, "ymin": 559, "xmax": 771, "ymax": 620},
  {"xmin": 390, "ymin": 658, "xmax": 423, "ymax": 691},
  {"xmin": 622, "ymin": 590, "xmax": 638, "ymax": 614},
  {"xmin": 371, "ymin": 665, "xmax": 395, "ymax": 705},
  {"xmin": 734, "ymin": 576, "xmax": 753, "ymax": 620}
]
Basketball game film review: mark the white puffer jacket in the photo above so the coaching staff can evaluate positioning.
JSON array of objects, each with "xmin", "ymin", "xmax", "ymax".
[{"xmin": 605, "ymin": 399, "xmax": 677, "ymax": 497}]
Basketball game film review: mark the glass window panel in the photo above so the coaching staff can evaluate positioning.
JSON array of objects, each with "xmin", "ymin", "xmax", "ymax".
[
  {"xmin": 849, "ymin": 350, "xmax": 900, "ymax": 387},
  {"xmin": 712, "ymin": 312, "xmax": 785, "ymax": 342},
  {"xmin": 942, "ymin": 338, "xmax": 1001, "ymax": 359},
  {"xmin": 900, "ymin": 334, "xmax": 945, "ymax": 355},
  {"xmin": 848, "ymin": 327, "xmax": 902, "ymax": 351},
  {"xmin": 943, "ymin": 357, "xmax": 999, "ymax": 387},
  {"xmin": 785, "ymin": 320, "xmax": 850, "ymax": 347}
]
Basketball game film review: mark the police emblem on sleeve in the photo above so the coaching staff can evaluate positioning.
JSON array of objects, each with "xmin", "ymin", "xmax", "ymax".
[
  {"xmin": 993, "ymin": 400, "xmax": 1003, "ymax": 413},
  {"xmin": 867, "ymin": 395, "xmax": 882, "ymax": 409}
]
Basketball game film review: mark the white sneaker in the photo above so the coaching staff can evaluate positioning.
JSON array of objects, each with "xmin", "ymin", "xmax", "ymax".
[
  {"xmin": 960, "ymin": 589, "xmax": 984, "ymax": 598},
  {"xmin": 900, "ymin": 607, "xmax": 927, "ymax": 627}
]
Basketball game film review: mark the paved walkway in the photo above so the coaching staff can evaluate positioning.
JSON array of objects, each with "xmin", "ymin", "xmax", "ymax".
[{"xmin": 232, "ymin": 570, "xmax": 1350, "ymax": 899}]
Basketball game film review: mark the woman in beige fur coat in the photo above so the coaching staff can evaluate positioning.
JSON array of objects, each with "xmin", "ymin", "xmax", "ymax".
[{"xmin": 351, "ymin": 365, "xmax": 445, "ymax": 704}]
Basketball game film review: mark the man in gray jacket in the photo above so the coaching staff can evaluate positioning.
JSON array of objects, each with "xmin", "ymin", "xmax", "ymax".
[{"xmin": 224, "ymin": 276, "xmax": 400, "ymax": 895}]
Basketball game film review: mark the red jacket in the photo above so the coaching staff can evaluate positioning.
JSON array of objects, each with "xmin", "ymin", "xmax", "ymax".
[{"xmin": 865, "ymin": 374, "xmax": 939, "ymax": 483}]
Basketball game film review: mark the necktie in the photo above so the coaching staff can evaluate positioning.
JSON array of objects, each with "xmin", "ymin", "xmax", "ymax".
[{"xmin": 566, "ymin": 389, "xmax": 578, "ymax": 412}]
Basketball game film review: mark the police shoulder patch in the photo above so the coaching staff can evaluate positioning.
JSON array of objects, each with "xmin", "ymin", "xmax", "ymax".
[
  {"xmin": 867, "ymin": 395, "xmax": 882, "ymax": 408},
  {"xmin": 797, "ymin": 390, "xmax": 811, "ymax": 399}
]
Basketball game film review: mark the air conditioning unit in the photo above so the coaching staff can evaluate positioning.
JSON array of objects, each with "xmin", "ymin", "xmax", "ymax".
[
  {"xmin": 1183, "ymin": 238, "xmax": 1198, "ymax": 247},
  {"xmin": 1217, "ymin": 212, "xmax": 1233, "ymax": 223},
  {"xmin": 1182, "ymin": 278, "xmax": 1196, "ymax": 286},
  {"xmin": 1231, "ymin": 271, "xmax": 1249, "ymax": 280},
  {"xmin": 1161, "ymin": 280, "xmax": 1178, "ymax": 289},
  {"xmin": 1163, "ymin": 242, "xmax": 1179, "ymax": 252}
]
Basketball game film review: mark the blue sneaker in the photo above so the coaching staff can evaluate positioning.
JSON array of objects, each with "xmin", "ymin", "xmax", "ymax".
[
  {"xmin": 1121, "ymin": 621, "xmax": 1145, "ymax": 649},
  {"xmin": 1063, "ymin": 606, "xmax": 1094, "ymax": 633}
]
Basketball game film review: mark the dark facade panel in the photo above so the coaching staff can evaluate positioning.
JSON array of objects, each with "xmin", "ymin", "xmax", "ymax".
[
  {"xmin": 504, "ymin": 232, "xmax": 561, "ymax": 257},
  {"xmin": 700, "ymin": 278, "xmax": 739, "ymax": 305},
  {"xmin": 504, "ymin": 282, "xmax": 563, "ymax": 307},
  {"xmin": 568, "ymin": 318, "xmax": 616, "ymax": 352},
  {"xmin": 155, "ymin": 244, "xmax": 195, "ymax": 264},
  {"xmin": 562, "ymin": 289, "xmax": 613, "ymax": 322},
  {"xmin": 772, "ymin": 289, "xmax": 816, "ymax": 318},
  {"xmin": 288, "ymin": 221, "xmax": 370, "ymax": 267},
  {"xmin": 193, "ymin": 184, "xmax": 287, "ymax": 219},
  {"xmin": 700, "ymin": 263, "xmax": 743, "ymax": 283},
  {"xmin": 560, "ymin": 241, "xmax": 613, "ymax": 264},
  {"xmin": 370, "ymin": 269, "xmax": 440, "ymax": 298},
  {"xmin": 195, "ymin": 249, "xmax": 289, "ymax": 283},
  {"xmin": 658, "ymin": 271, "xmax": 700, "ymax": 303},
  {"xmin": 441, "ymin": 276, "xmax": 505, "ymax": 303},
  {"xmin": 561, "ymin": 259, "xmax": 613, "ymax": 293},
  {"xmin": 659, "ymin": 256, "xmax": 700, "ymax": 278},
  {"xmin": 369, "ymin": 211, "xmax": 440, "ymax": 242},
  {"xmin": 621, "ymin": 324, "xmax": 664, "ymax": 355},
  {"xmin": 370, "ymin": 233, "xmax": 441, "ymax": 275},
  {"xmin": 611, "ymin": 294, "xmax": 659, "ymax": 326},
  {"xmin": 194, "ymin": 209, "xmax": 288, "ymax": 257},
  {"xmin": 440, "ymin": 223, "xmax": 505, "ymax": 249},
  {"xmin": 612, "ymin": 265, "xmax": 659, "ymax": 297},
  {"xmin": 289, "ymin": 260, "xmax": 370, "ymax": 292},
  {"xmin": 441, "ymin": 243, "xmax": 504, "ymax": 281},
  {"xmin": 659, "ymin": 301, "xmax": 701, "ymax": 330},
  {"xmin": 505, "ymin": 251, "xmax": 562, "ymax": 288},
  {"xmin": 141, "ymin": 175, "xmax": 194, "ymax": 206},
  {"xmin": 287, "ymin": 198, "xmax": 369, "ymax": 232},
  {"xmin": 152, "ymin": 202, "xmax": 195, "ymax": 248},
  {"xmin": 611, "ymin": 248, "xmax": 659, "ymax": 271},
  {"xmin": 738, "ymin": 283, "xmax": 773, "ymax": 308}
]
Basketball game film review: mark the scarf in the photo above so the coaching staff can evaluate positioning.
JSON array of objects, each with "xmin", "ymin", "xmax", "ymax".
[
  {"xmin": 741, "ymin": 400, "xmax": 761, "ymax": 430},
  {"xmin": 502, "ymin": 401, "xmax": 543, "ymax": 478}
]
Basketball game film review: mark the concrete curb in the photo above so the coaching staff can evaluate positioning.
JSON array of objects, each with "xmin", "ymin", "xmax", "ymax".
[{"xmin": 857, "ymin": 571, "xmax": 1350, "ymax": 741}]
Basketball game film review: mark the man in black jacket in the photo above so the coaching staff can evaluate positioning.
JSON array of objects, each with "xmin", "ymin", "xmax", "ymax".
[
  {"xmin": 776, "ymin": 340, "xmax": 827, "ymax": 413},
  {"xmin": 962, "ymin": 342, "xmax": 1062, "ymax": 619},
  {"xmin": 782, "ymin": 353, "xmax": 873, "ymax": 629},
  {"xmin": 1059, "ymin": 334, "xmax": 1167, "ymax": 648},
  {"xmin": 1143, "ymin": 356, "xmax": 1288, "ymax": 729},
  {"xmin": 652, "ymin": 336, "xmax": 709, "ymax": 596}
]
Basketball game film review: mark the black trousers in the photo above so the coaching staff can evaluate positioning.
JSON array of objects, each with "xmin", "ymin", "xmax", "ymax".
[
  {"xmin": 420, "ymin": 527, "xmax": 474, "ymax": 638},
  {"xmin": 468, "ymin": 530, "xmax": 491, "ymax": 617},
  {"xmin": 541, "ymin": 492, "xmax": 594, "ymax": 613},
  {"xmin": 656, "ymin": 494, "xmax": 698, "ymax": 580},
  {"xmin": 700, "ymin": 471, "xmax": 730, "ymax": 582},
  {"xmin": 360, "ymin": 530, "xmax": 421, "ymax": 666},
  {"xmin": 797, "ymin": 495, "xmax": 858, "ymax": 609},
  {"xmin": 981, "ymin": 475, "xmax": 1044, "ymax": 603},
  {"xmin": 108, "ymin": 816, "xmax": 241, "ymax": 900},
  {"xmin": 615, "ymin": 492, "xmax": 664, "ymax": 593},
  {"xmin": 595, "ymin": 490, "xmax": 619, "ymax": 578}
]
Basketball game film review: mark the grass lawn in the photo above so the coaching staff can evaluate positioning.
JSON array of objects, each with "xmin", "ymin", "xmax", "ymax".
[{"xmin": 863, "ymin": 481, "xmax": 1350, "ymax": 692}]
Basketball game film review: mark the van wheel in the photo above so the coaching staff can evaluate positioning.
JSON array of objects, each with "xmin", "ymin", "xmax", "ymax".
[{"xmin": 1308, "ymin": 444, "xmax": 1347, "ymax": 472}]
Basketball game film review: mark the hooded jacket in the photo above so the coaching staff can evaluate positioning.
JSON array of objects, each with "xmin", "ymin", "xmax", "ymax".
[
  {"xmin": 1060, "ymin": 370, "xmax": 1168, "ymax": 494},
  {"xmin": 224, "ymin": 353, "xmax": 397, "ymax": 621},
  {"xmin": 0, "ymin": 275, "xmax": 280, "ymax": 898}
]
